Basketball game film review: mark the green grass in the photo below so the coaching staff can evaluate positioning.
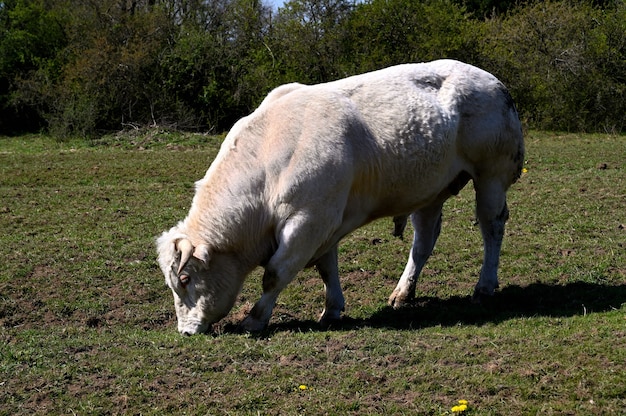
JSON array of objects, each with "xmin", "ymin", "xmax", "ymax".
[{"xmin": 1, "ymin": 131, "xmax": 625, "ymax": 415}]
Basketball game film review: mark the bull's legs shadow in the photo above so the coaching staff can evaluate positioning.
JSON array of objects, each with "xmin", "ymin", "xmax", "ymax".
[{"xmin": 218, "ymin": 281, "xmax": 626, "ymax": 335}]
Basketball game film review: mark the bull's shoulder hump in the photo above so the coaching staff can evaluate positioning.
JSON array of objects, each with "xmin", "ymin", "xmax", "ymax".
[{"xmin": 258, "ymin": 83, "xmax": 306, "ymax": 109}]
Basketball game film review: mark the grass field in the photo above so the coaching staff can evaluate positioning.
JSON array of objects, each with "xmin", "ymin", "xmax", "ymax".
[{"xmin": 1, "ymin": 131, "xmax": 624, "ymax": 415}]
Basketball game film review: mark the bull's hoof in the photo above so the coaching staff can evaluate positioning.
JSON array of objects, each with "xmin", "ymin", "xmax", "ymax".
[
  {"xmin": 388, "ymin": 290, "xmax": 413, "ymax": 309},
  {"xmin": 240, "ymin": 315, "xmax": 268, "ymax": 333},
  {"xmin": 319, "ymin": 306, "xmax": 345, "ymax": 329},
  {"xmin": 319, "ymin": 315, "xmax": 342, "ymax": 330},
  {"xmin": 472, "ymin": 286, "xmax": 496, "ymax": 304}
]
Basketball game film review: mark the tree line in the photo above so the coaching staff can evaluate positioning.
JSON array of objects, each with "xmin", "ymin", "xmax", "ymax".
[{"xmin": 1, "ymin": 0, "xmax": 624, "ymax": 137}]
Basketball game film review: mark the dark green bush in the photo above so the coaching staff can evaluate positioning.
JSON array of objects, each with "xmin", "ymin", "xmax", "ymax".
[
  {"xmin": 481, "ymin": 1, "xmax": 625, "ymax": 132},
  {"xmin": 1, "ymin": 0, "xmax": 624, "ymax": 137},
  {"xmin": 0, "ymin": 0, "xmax": 67, "ymax": 133},
  {"xmin": 341, "ymin": 0, "xmax": 480, "ymax": 73}
]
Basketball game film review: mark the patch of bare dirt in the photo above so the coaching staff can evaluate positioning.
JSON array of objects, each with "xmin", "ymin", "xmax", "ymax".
[{"xmin": 1, "ymin": 263, "xmax": 175, "ymax": 331}]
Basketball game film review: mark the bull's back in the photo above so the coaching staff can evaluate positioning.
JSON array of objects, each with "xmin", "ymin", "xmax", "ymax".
[
  {"xmin": 341, "ymin": 60, "xmax": 523, "ymax": 207},
  {"xmin": 260, "ymin": 60, "xmax": 522, "ymax": 220},
  {"xmin": 328, "ymin": 62, "xmax": 470, "ymax": 213}
]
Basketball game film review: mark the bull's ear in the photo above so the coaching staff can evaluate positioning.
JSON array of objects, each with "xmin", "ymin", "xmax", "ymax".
[{"xmin": 193, "ymin": 244, "xmax": 210, "ymax": 268}]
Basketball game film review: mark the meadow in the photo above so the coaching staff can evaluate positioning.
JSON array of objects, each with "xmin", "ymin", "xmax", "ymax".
[{"xmin": 0, "ymin": 131, "xmax": 624, "ymax": 415}]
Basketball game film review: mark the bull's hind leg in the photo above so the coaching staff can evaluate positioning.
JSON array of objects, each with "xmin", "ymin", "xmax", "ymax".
[
  {"xmin": 392, "ymin": 215, "xmax": 408, "ymax": 239},
  {"xmin": 315, "ymin": 245, "xmax": 345, "ymax": 327},
  {"xmin": 388, "ymin": 203, "xmax": 443, "ymax": 308},
  {"xmin": 473, "ymin": 179, "xmax": 509, "ymax": 301}
]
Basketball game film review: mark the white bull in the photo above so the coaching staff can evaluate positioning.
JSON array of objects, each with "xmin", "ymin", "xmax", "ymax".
[{"xmin": 157, "ymin": 59, "xmax": 524, "ymax": 335}]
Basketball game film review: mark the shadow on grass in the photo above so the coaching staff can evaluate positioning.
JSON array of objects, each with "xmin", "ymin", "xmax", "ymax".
[{"xmin": 239, "ymin": 282, "xmax": 626, "ymax": 335}]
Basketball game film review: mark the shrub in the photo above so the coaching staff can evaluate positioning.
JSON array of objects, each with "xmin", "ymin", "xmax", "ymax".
[
  {"xmin": 481, "ymin": 1, "xmax": 625, "ymax": 132},
  {"xmin": 342, "ymin": 0, "xmax": 480, "ymax": 74}
]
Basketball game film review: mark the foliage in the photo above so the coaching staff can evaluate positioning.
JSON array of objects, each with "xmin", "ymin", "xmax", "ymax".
[
  {"xmin": 269, "ymin": 0, "xmax": 354, "ymax": 82},
  {"xmin": 0, "ymin": 0, "xmax": 67, "ymax": 133},
  {"xmin": 480, "ymin": 1, "xmax": 626, "ymax": 133},
  {"xmin": 0, "ymin": 0, "xmax": 624, "ymax": 136},
  {"xmin": 340, "ymin": 0, "xmax": 480, "ymax": 73},
  {"xmin": 0, "ymin": 131, "xmax": 625, "ymax": 414},
  {"xmin": 453, "ymin": 0, "xmax": 525, "ymax": 18}
]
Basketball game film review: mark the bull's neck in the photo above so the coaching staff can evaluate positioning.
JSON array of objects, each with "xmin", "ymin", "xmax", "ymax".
[{"xmin": 183, "ymin": 169, "xmax": 270, "ymax": 263}]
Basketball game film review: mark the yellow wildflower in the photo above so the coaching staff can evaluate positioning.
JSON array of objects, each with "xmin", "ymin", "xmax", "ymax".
[
  {"xmin": 451, "ymin": 400, "xmax": 468, "ymax": 413},
  {"xmin": 522, "ymin": 168, "xmax": 528, "ymax": 173},
  {"xmin": 298, "ymin": 384, "xmax": 308, "ymax": 391}
]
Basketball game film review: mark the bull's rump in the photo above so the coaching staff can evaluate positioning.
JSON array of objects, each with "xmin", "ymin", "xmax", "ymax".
[{"xmin": 256, "ymin": 60, "xmax": 521, "ymax": 222}]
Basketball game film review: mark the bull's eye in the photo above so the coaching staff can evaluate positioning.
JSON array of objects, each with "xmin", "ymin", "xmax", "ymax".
[{"xmin": 180, "ymin": 274, "xmax": 190, "ymax": 287}]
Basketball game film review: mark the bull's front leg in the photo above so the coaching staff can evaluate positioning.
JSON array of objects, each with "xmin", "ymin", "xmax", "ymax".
[
  {"xmin": 241, "ymin": 267, "xmax": 286, "ymax": 332},
  {"xmin": 388, "ymin": 205, "xmax": 443, "ymax": 308},
  {"xmin": 241, "ymin": 214, "xmax": 323, "ymax": 332}
]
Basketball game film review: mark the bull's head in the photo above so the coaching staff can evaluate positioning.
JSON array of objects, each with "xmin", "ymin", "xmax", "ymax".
[{"xmin": 156, "ymin": 230, "xmax": 242, "ymax": 335}]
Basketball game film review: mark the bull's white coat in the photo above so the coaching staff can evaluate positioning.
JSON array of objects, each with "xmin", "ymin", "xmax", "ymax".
[{"xmin": 157, "ymin": 60, "xmax": 524, "ymax": 335}]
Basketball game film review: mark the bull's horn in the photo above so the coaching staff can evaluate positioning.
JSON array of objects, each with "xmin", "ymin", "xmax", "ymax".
[{"xmin": 175, "ymin": 238, "xmax": 194, "ymax": 275}]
